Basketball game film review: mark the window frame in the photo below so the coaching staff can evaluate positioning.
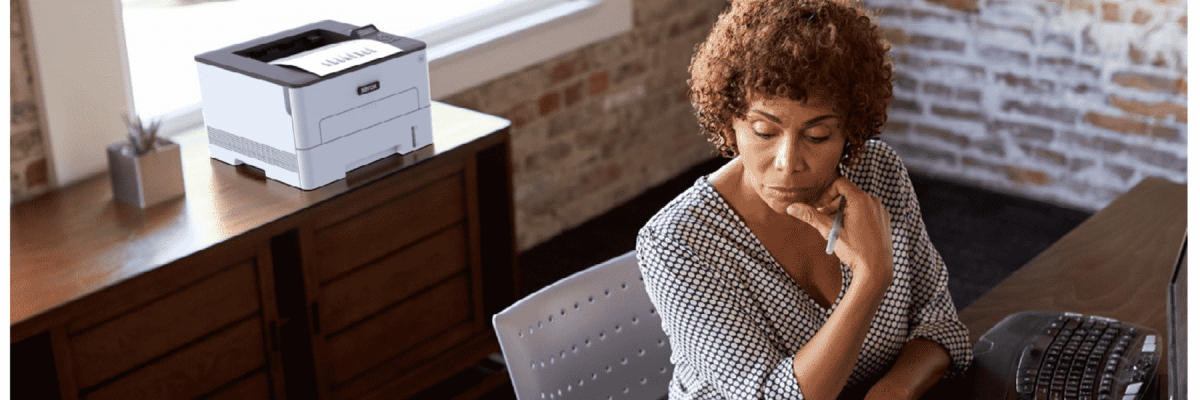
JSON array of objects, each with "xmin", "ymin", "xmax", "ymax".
[{"xmin": 26, "ymin": 0, "xmax": 631, "ymax": 187}]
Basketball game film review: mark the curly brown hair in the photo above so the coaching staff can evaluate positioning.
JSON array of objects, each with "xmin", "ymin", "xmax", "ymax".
[{"xmin": 688, "ymin": 0, "xmax": 893, "ymax": 166}]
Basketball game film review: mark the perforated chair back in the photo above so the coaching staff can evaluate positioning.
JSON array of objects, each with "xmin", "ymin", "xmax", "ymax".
[{"xmin": 493, "ymin": 251, "xmax": 673, "ymax": 400}]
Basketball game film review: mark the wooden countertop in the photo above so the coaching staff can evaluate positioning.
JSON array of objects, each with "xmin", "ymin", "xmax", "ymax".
[
  {"xmin": 958, "ymin": 177, "xmax": 1187, "ymax": 343},
  {"xmin": 11, "ymin": 102, "xmax": 510, "ymax": 327},
  {"xmin": 955, "ymin": 177, "xmax": 1186, "ymax": 399}
]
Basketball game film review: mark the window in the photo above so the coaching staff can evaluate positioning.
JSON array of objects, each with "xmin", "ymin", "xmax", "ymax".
[{"xmin": 27, "ymin": 0, "xmax": 630, "ymax": 186}]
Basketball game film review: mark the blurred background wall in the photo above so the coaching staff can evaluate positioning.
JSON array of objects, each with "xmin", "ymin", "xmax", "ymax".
[
  {"xmin": 11, "ymin": 0, "xmax": 1186, "ymax": 251},
  {"xmin": 12, "ymin": 0, "xmax": 54, "ymax": 202},
  {"xmin": 868, "ymin": 0, "xmax": 1186, "ymax": 212}
]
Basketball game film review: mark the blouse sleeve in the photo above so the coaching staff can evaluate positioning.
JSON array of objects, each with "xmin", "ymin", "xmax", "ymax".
[
  {"xmin": 637, "ymin": 226, "xmax": 806, "ymax": 399},
  {"xmin": 873, "ymin": 143, "xmax": 974, "ymax": 377}
]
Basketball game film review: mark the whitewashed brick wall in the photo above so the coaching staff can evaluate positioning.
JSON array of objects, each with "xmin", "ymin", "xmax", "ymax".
[{"xmin": 870, "ymin": 0, "xmax": 1187, "ymax": 211}]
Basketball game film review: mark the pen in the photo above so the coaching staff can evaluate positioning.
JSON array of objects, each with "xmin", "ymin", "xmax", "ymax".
[{"xmin": 825, "ymin": 196, "xmax": 846, "ymax": 255}]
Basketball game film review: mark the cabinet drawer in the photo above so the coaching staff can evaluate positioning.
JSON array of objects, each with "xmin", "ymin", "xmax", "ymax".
[
  {"xmin": 320, "ymin": 224, "xmax": 469, "ymax": 335},
  {"xmin": 204, "ymin": 370, "xmax": 273, "ymax": 400},
  {"xmin": 326, "ymin": 274, "xmax": 474, "ymax": 385},
  {"xmin": 83, "ymin": 316, "xmax": 266, "ymax": 400},
  {"xmin": 314, "ymin": 173, "xmax": 466, "ymax": 283},
  {"xmin": 70, "ymin": 262, "xmax": 261, "ymax": 390}
]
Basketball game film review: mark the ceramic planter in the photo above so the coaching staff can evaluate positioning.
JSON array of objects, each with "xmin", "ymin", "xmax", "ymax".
[{"xmin": 106, "ymin": 138, "xmax": 185, "ymax": 208}]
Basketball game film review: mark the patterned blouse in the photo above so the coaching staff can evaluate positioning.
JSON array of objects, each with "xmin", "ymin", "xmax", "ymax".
[{"xmin": 636, "ymin": 140, "xmax": 973, "ymax": 399}]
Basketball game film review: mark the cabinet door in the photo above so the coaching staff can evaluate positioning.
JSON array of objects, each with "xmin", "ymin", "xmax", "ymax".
[
  {"xmin": 297, "ymin": 153, "xmax": 495, "ymax": 400},
  {"xmin": 63, "ymin": 243, "xmax": 283, "ymax": 400}
]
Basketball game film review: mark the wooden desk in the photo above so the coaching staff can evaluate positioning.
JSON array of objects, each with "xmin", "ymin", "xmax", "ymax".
[
  {"xmin": 12, "ymin": 102, "xmax": 516, "ymax": 400},
  {"xmin": 955, "ymin": 177, "xmax": 1186, "ymax": 399}
]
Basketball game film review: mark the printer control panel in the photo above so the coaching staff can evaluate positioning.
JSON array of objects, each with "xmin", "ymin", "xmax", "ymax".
[
  {"xmin": 350, "ymin": 28, "xmax": 420, "ymax": 62},
  {"xmin": 372, "ymin": 34, "xmax": 402, "ymax": 44},
  {"xmin": 360, "ymin": 33, "xmax": 423, "ymax": 62},
  {"xmin": 350, "ymin": 24, "xmax": 403, "ymax": 45}
]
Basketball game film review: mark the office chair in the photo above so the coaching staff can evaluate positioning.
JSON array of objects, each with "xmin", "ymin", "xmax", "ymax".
[{"xmin": 493, "ymin": 251, "xmax": 673, "ymax": 400}]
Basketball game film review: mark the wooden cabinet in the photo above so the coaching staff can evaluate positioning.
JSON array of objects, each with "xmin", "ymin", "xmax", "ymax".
[
  {"xmin": 13, "ymin": 238, "xmax": 286, "ymax": 400},
  {"xmin": 69, "ymin": 259, "xmax": 273, "ymax": 400},
  {"xmin": 11, "ymin": 103, "xmax": 515, "ymax": 400},
  {"xmin": 296, "ymin": 138, "xmax": 514, "ymax": 399}
]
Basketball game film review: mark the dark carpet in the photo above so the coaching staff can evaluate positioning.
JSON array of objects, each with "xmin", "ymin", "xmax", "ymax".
[
  {"xmin": 422, "ymin": 156, "xmax": 1093, "ymax": 399},
  {"xmin": 516, "ymin": 157, "xmax": 1093, "ymax": 311}
]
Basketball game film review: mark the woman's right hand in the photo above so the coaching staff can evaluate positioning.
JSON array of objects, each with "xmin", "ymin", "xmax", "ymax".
[{"xmin": 786, "ymin": 177, "xmax": 894, "ymax": 292}]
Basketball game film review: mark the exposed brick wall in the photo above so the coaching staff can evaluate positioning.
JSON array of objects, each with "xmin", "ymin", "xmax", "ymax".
[
  {"xmin": 441, "ymin": 0, "xmax": 727, "ymax": 250},
  {"xmin": 870, "ymin": 0, "xmax": 1187, "ymax": 211},
  {"xmin": 10, "ymin": 0, "xmax": 53, "ymax": 203},
  {"xmin": 15, "ymin": 0, "xmax": 1182, "ymax": 250}
]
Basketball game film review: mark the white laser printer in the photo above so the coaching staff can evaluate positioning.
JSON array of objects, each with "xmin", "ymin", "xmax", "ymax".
[{"xmin": 195, "ymin": 20, "xmax": 433, "ymax": 190}]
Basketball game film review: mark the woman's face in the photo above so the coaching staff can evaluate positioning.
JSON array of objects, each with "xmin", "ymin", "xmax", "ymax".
[{"xmin": 731, "ymin": 94, "xmax": 846, "ymax": 215}]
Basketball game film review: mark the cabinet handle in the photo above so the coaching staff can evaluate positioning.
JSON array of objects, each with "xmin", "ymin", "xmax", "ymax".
[
  {"xmin": 268, "ymin": 321, "xmax": 279, "ymax": 352},
  {"xmin": 311, "ymin": 302, "xmax": 321, "ymax": 335}
]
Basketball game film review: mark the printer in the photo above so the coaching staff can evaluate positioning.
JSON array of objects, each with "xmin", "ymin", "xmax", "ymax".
[{"xmin": 195, "ymin": 20, "xmax": 433, "ymax": 190}]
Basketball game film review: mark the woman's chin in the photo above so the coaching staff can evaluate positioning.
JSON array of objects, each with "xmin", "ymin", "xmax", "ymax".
[
  {"xmin": 765, "ymin": 197, "xmax": 798, "ymax": 216},
  {"xmin": 763, "ymin": 192, "xmax": 824, "ymax": 218}
]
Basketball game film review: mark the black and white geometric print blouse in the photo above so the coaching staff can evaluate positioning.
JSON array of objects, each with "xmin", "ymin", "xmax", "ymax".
[{"xmin": 636, "ymin": 139, "xmax": 973, "ymax": 400}]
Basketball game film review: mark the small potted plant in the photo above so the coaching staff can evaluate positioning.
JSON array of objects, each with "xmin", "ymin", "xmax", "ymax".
[{"xmin": 106, "ymin": 113, "xmax": 186, "ymax": 208}]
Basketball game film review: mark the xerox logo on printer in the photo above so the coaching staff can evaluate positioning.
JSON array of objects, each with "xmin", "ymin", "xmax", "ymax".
[{"xmin": 358, "ymin": 81, "xmax": 380, "ymax": 95}]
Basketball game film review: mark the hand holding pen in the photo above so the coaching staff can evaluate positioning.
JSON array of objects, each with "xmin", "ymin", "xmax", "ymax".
[
  {"xmin": 786, "ymin": 177, "xmax": 896, "ymax": 290},
  {"xmin": 825, "ymin": 195, "xmax": 846, "ymax": 255}
]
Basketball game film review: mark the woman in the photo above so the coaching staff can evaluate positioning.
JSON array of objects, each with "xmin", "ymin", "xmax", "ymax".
[{"xmin": 636, "ymin": 1, "xmax": 973, "ymax": 399}]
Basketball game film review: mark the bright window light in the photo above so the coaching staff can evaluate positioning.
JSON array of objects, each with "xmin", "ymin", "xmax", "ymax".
[
  {"xmin": 120, "ymin": 0, "xmax": 562, "ymax": 123},
  {"xmin": 29, "ymin": 0, "xmax": 626, "ymax": 186}
]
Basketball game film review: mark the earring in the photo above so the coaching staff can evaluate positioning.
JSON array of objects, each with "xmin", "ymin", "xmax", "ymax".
[
  {"xmin": 715, "ymin": 132, "xmax": 737, "ymax": 158},
  {"xmin": 719, "ymin": 144, "xmax": 737, "ymax": 158},
  {"xmin": 720, "ymin": 137, "xmax": 738, "ymax": 158}
]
